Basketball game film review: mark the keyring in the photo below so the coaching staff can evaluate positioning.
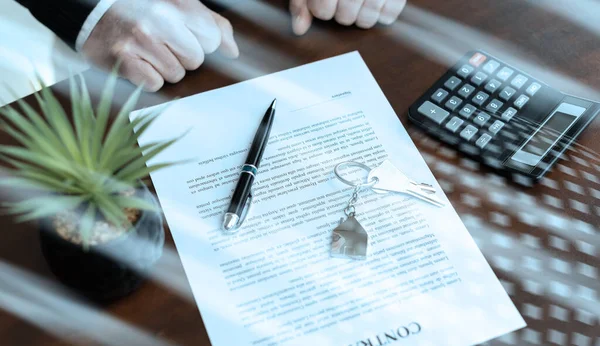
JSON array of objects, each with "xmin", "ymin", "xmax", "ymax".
[
  {"xmin": 331, "ymin": 161, "xmax": 373, "ymax": 261},
  {"xmin": 334, "ymin": 161, "xmax": 379, "ymax": 188}
]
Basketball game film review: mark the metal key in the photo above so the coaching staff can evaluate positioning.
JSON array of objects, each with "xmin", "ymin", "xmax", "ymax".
[
  {"xmin": 411, "ymin": 181, "xmax": 436, "ymax": 194},
  {"xmin": 367, "ymin": 160, "xmax": 445, "ymax": 207}
]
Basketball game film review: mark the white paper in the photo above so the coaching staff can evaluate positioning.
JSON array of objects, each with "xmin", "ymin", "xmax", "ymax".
[{"xmin": 131, "ymin": 52, "xmax": 526, "ymax": 346}]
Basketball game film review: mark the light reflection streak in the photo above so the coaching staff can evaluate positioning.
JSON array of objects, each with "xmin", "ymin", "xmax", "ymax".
[
  {"xmin": 389, "ymin": 5, "xmax": 600, "ymax": 170},
  {"xmin": 532, "ymin": 0, "xmax": 600, "ymax": 37},
  {"xmin": 156, "ymin": 193, "xmax": 518, "ymax": 345},
  {"xmin": 464, "ymin": 218, "xmax": 600, "ymax": 314},
  {"xmin": 206, "ymin": 33, "xmax": 300, "ymax": 81},
  {"xmin": 211, "ymin": 0, "xmax": 297, "ymax": 37},
  {"xmin": 0, "ymin": 261, "xmax": 176, "ymax": 346},
  {"xmin": 1, "ymin": 2, "xmax": 599, "ymax": 344},
  {"xmin": 209, "ymin": 0, "xmax": 337, "ymax": 41},
  {"xmin": 420, "ymin": 148, "xmax": 599, "ymax": 245},
  {"xmin": 396, "ymin": 4, "xmax": 600, "ymax": 100}
]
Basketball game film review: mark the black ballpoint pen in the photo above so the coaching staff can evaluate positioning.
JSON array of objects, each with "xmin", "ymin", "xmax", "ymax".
[{"xmin": 222, "ymin": 99, "xmax": 277, "ymax": 231}]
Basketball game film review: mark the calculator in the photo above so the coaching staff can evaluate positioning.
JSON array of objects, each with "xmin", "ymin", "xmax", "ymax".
[{"xmin": 408, "ymin": 50, "xmax": 600, "ymax": 185}]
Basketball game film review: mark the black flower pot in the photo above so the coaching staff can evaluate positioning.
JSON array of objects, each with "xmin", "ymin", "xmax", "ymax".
[{"xmin": 39, "ymin": 184, "xmax": 164, "ymax": 303}]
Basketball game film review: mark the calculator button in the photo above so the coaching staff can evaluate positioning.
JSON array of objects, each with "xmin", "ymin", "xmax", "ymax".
[
  {"xmin": 496, "ymin": 67, "xmax": 514, "ymax": 81},
  {"xmin": 418, "ymin": 101, "xmax": 450, "ymax": 125},
  {"xmin": 431, "ymin": 89, "xmax": 449, "ymax": 104},
  {"xmin": 488, "ymin": 120, "xmax": 505, "ymax": 135},
  {"xmin": 458, "ymin": 84, "xmax": 475, "ymax": 98},
  {"xmin": 445, "ymin": 96, "xmax": 463, "ymax": 111},
  {"xmin": 501, "ymin": 107, "xmax": 517, "ymax": 122},
  {"xmin": 514, "ymin": 95, "xmax": 530, "ymax": 109},
  {"xmin": 474, "ymin": 112, "xmax": 491, "ymax": 126},
  {"xmin": 526, "ymin": 82, "xmax": 542, "ymax": 96},
  {"xmin": 511, "ymin": 74, "xmax": 529, "ymax": 89},
  {"xmin": 476, "ymin": 133, "xmax": 493, "ymax": 149},
  {"xmin": 460, "ymin": 125, "xmax": 478, "ymax": 141},
  {"xmin": 499, "ymin": 86, "xmax": 516, "ymax": 101},
  {"xmin": 445, "ymin": 116, "xmax": 464, "ymax": 133},
  {"xmin": 484, "ymin": 79, "xmax": 501, "ymax": 93},
  {"xmin": 482, "ymin": 60, "xmax": 501, "ymax": 74},
  {"xmin": 444, "ymin": 76, "xmax": 462, "ymax": 91},
  {"xmin": 472, "ymin": 91, "xmax": 489, "ymax": 106},
  {"xmin": 457, "ymin": 65, "xmax": 475, "ymax": 78},
  {"xmin": 459, "ymin": 104, "xmax": 476, "ymax": 119},
  {"xmin": 471, "ymin": 72, "xmax": 488, "ymax": 86},
  {"xmin": 486, "ymin": 99, "xmax": 504, "ymax": 114},
  {"xmin": 469, "ymin": 52, "xmax": 487, "ymax": 67}
]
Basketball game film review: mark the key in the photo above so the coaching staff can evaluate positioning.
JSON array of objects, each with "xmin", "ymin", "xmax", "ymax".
[
  {"xmin": 470, "ymin": 72, "xmax": 488, "ymax": 86},
  {"xmin": 431, "ymin": 88, "xmax": 449, "ymax": 104},
  {"xmin": 499, "ymin": 86, "xmax": 516, "ymax": 101},
  {"xmin": 457, "ymin": 64, "xmax": 475, "ymax": 78},
  {"xmin": 367, "ymin": 160, "xmax": 445, "ymax": 207},
  {"xmin": 497, "ymin": 67, "xmax": 514, "ymax": 81},
  {"xmin": 410, "ymin": 182, "xmax": 436, "ymax": 194},
  {"xmin": 484, "ymin": 79, "xmax": 501, "ymax": 93},
  {"xmin": 459, "ymin": 104, "xmax": 476, "ymax": 119},
  {"xmin": 482, "ymin": 60, "xmax": 500, "ymax": 74},
  {"xmin": 511, "ymin": 74, "xmax": 528, "ymax": 89},
  {"xmin": 526, "ymin": 82, "xmax": 541, "ymax": 96},
  {"xmin": 514, "ymin": 95, "xmax": 530, "ymax": 109},
  {"xmin": 472, "ymin": 91, "xmax": 489, "ymax": 106},
  {"xmin": 445, "ymin": 96, "xmax": 463, "ymax": 112},
  {"xmin": 418, "ymin": 101, "xmax": 449, "ymax": 124},
  {"xmin": 458, "ymin": 84, "xmax": 475, "ymax": 98},
  {"xmin": 445, "ymin": 116, "xmax": 464, "ymax": 133},
  {"xmin": 486, "ymin": 99, "xmax": 504, "ymax": 114},
  {"xmin": 444, "ymin": 76, "xmax": 462, "ymax": 91}
]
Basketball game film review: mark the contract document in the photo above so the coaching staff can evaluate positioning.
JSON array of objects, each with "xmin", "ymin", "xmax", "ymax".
[{"xmin": 131, "ymin": 52, "xmax": 525, "ymax": 346}]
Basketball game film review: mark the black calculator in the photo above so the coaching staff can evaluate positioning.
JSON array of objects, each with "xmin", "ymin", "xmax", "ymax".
[{"xmin": 408, "ymin": 50, "xmax": 600, "ymax": 185}]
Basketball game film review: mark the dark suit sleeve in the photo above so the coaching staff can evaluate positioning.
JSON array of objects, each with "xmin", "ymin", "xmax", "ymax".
[{"xmin": 14, "ymin": 0, "xmax": 101, "ymax": 49}]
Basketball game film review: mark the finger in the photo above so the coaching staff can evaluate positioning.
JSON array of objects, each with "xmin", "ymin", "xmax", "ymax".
[
  {"xmin": 120, "ymin": 57, "xmax": 164, "ymax": 92},
  {"xmin": 290, "ymin": 0, "xmax": 313, "ymax": 35},
  {"xmin": 334, "ymin": 0, "xmax": 364, "ymax": 26},
  {"xmin": 378, "ymin": 0, "xmax": 406, "ymax": 25},
  {"xmin": 164, "ymin": 24, "xmax": 205, "ymax": 70},
  {"xmin": 184, "ymin": 7, "xmax": 222, "ymax": 54},
  {"xmin": 308, "ymin": 0, "xmax": 337, "ymax": 20},
  {"xmin": 211, "ymin": 12, "xmax": 239, "ymax": 58},
  {"xmin": 129, "ymin": 19, "xmax": 186, "ymax": 82},
  {"xmin": 139, "ymin": 44, "xmax": 186, "ymax": 83},
  {"xmin": 356, "ymin": 0, "xmax": 385, "ymax": 28}
]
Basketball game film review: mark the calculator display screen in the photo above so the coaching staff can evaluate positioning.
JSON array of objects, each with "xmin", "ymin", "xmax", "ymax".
[
  {"xmin": 511, "ymin": 103, "xmax": 586, "ymax": 166},
  {"xmin": 520, "ymin": 112, "xmax": 575, "ymax": 155}
]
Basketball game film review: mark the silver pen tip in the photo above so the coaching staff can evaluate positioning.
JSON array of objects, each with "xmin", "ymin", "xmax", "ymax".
[
  {"xmin": 270, "ymin": 98, "xmax": 277, "ymax": 109},
  {"xmin": 222, "ymin": 213, "xmax": 240, "ymax": 231}
]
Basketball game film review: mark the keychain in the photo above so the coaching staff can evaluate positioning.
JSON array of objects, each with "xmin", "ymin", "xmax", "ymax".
[
  {"xmin": 330, "ymin": 160, "xmax": 445, "ymax": 260},
  {"xmin": 331, "ymin": 162, "xmax": 379, "ymax": 260}
]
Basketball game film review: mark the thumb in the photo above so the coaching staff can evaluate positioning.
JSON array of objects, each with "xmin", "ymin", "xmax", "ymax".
[
  {"xmin": 290, "ymin": 0, "xmax": 312, "ymax": 36},
  {"xmin": 211, "ymin": 12, "xmax": 239, "ymax": 58}
]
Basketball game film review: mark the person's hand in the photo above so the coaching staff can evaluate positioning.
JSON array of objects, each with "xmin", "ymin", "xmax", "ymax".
[
  {"xmin": 289, "ymin": 0, "xmax": 407, "ymax": 35},
  {"xmin": 83, "ymin": 0, "xmax": 239, "ymax": 91}
]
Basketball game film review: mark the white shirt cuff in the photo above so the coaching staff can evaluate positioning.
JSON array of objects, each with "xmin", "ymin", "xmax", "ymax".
[{"xmin": 75, "ymin": 0, "xmax": 119, "ymax": 52}]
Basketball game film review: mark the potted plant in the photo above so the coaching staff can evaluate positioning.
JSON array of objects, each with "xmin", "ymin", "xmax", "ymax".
[{"xmin": 0, "ymin": 72, "xmax": 181, "ymax": 303}]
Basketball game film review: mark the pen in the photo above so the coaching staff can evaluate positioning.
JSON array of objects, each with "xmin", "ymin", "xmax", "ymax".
[{"xmin": 222, "ymin": 99, "xmax": 277, "ymax": 231}]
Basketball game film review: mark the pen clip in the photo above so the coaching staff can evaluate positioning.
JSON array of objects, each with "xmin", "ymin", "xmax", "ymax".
[{"xmin": 225, "ymin": 192, "xmax": 253, "ymax": 234}]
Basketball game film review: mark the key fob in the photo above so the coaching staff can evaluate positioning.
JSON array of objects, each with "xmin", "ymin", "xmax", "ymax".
[{"xmin": 330, "ymin": 216, "xmax": 368, "ymax": 260}]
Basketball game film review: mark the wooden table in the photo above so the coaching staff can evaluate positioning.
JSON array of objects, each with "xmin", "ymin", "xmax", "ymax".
[{"xmin": 1, "ymin": 0, "xmax": 599, "ymax": 345}]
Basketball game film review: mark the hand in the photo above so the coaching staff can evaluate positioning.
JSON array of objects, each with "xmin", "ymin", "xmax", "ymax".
[
  {"xmin": 289, "ymin": 0, "xmax": 407, "ymax": 35},
  {"xmin": 83, "ymin": 0, "xmax": 239, "ymax": 91}
]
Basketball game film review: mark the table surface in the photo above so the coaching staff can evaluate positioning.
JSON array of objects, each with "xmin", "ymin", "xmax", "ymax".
[{"xmin": 1, "ymin": 0, "xmax": 599, "ymax": 345}]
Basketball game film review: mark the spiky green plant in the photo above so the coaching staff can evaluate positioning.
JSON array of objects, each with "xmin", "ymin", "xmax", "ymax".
[{"xmin": 0, "ymin": 72, "xmax": 181, "ymax": 248}]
